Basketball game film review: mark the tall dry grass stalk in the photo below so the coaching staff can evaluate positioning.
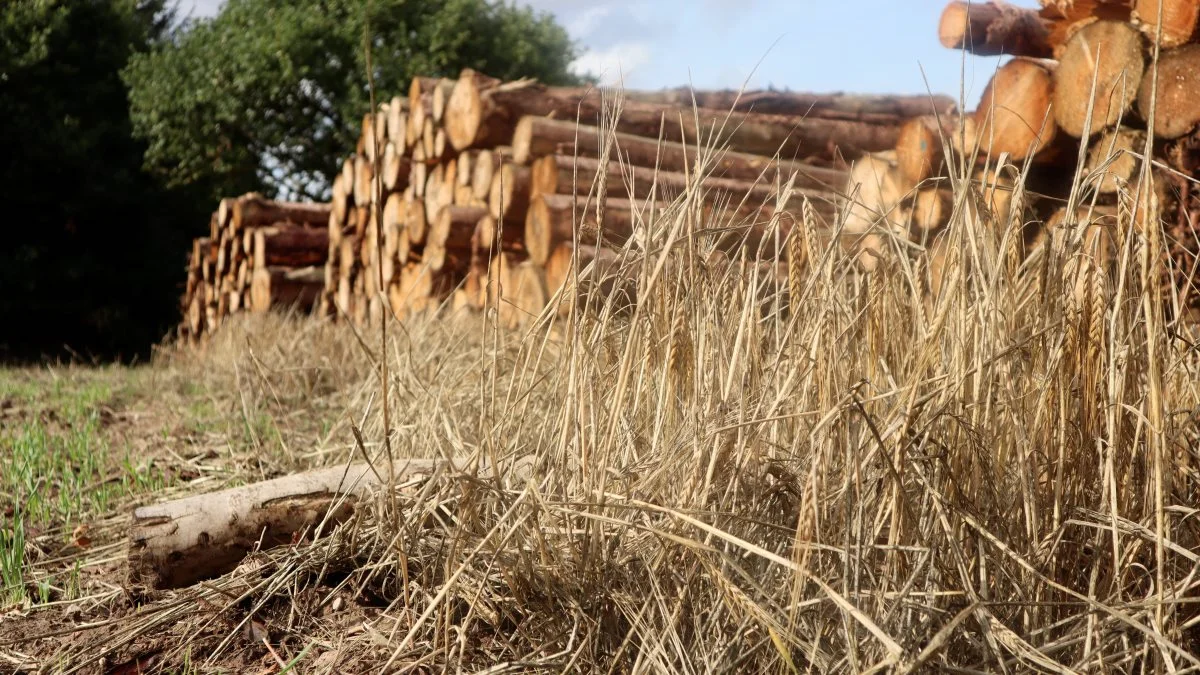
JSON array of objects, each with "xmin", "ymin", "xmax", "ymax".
[{"xmin": 83, "ymin": 93, "xmax": 1200, "ymax": 673}]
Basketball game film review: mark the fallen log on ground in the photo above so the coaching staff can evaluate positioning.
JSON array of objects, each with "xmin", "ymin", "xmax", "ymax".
[{"xmin": 129, "ymin": 456, "xmax": 532, "ymax": 589}]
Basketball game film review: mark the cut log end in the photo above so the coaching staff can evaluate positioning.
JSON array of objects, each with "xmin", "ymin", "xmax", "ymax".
[{"xmin": 1054, "ymin": 20, "xmax": 1145, "ymax": 138}]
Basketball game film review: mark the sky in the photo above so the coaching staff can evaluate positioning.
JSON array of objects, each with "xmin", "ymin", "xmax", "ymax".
[{"xmin": 181, "ymin": 0, "xmax": 1040, "ymax": 104}]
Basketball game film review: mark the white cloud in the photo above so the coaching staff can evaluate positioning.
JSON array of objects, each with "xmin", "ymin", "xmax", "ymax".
[{"xmin": 570, "ymin": 42, "xmax": 653, "ymax": 86}]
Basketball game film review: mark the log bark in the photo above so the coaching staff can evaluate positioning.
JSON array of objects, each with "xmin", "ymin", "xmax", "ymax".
[
  {"xmin": 253, "ymin": 225, "xmax": 329, "ymax": 269},
  {"xmin": 1087, "ymin": 126, "xmax": 1146, "ymax": 193},
  {"xmin": 524, "ymin": 193, "xmax": 652, "ymax": 265},
  {"xmin": 530, "ymin": 153, "xmax": 844, "ymax": 203},
  {"xmin": 450, "ymin": 79, "xmax": 917, "ymax": 161},
  {"xmin": 939, "ymin": 1, "xmax": 1054, "ymax": 57},
  {"xmin": 128, "ymin": 457, "xmax": 525, "ymax": 589},
  {"xmin": 249, "ymin": 266, "xmax": 324, "ymax": 314},
  {"xmin": 512, "ymin": 116, "xmax": 849, "ymax": 191},
  {"xmin": 618, "ymin": 89, "xmax": 958, "ymax": 121},
  {"xmin": 975, "ymin": 58, "xmax": 1058, "ymax": 159},
  {"xmin": 1137, "ymin": 44, "xmax": 1200, "ymax": 138},
  {"xmin": 231, "ymin": 195, "xmax": 332, "ymax": 232},
  {"xmin": 1132, "ymin": 0, "xmax": 1200, "ymax": 47},
  {"xmin": 1054, "ymin": 20, "xmax": 1145, "ymax": 138},
  {"xmin": 489, "ymin": 163, "xmax": 532, "ymax": 225}
]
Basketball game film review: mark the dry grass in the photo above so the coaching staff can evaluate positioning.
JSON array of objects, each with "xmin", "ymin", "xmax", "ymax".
[{"xmin": 5, "ymin": 104, "xmax": 1200, "ymax": 674}]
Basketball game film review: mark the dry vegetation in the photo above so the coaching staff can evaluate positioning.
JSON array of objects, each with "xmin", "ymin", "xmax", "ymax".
[{"xmin": 4, "ymin": 97, "xmax": 1200, "ymax": 673}]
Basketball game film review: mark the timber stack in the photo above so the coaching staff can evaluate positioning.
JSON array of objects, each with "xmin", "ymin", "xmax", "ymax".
[
  {"xmin": 318, "ymin": 70, "xmax": 955, "ymax": 328},
  {"xmin": 179, "ymin": 194, "xmax": 330, "ymax": 341},
  {"xmin": 843, "ymin": 0, "xmax": 1200, "ymax": 317}
]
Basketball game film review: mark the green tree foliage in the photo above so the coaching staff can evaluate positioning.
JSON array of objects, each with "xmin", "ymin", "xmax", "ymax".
[
  {"xmin": 0, "ymin": 0, "xmax": 203, "ymax": 360},
  {"xmin": 124, "ymin": 0, "xmax": 584, "ymax": 201}
]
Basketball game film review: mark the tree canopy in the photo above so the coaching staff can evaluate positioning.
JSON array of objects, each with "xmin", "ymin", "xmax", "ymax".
[
  {"xmin": 124, "ymin": 0, "xmax": 585, "ymax": 202},
  {"xmin": 0, "ymin": 0, "xmax": 199, "ymax": 360}
]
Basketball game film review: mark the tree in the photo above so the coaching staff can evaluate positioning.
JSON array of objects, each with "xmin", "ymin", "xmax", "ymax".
[
  {"xmin": 123, "ymin": 0, "xmax": 585, "ymax": 202},
  {"xmin": 0, "ymin": 0, "xmax": 204, "ymax": 360}
]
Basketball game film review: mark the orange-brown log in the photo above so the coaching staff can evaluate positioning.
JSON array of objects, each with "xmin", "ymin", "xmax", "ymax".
[
  {"xmin": 939, "ymin": 1, "xmax": 1054, "ymax": 57},
  {"xmin": 361, "ymin": 113, "xmax": 380, "ymax": 164},
  {"xmin": 253, "ymin": 225, "xmax": 329, "ymax": 269},
  {"xmin": 1137, "ymin": 44, "xmax": 1200, "ymax": 138},
  {"xmin": 406, "ymin": 76, "xmax": 441, "ymax": 145},
  {"xmin": 421, "ymin": 117, "xmax": 436, "ymax": 161},
  {"xmin": 331, "ymin": 174, "xmax": 350, "ymax": 227},
  {"xmin": 513, "ymin": 117, "xmax": 849, "ymax": 191},
  {"xmin": 249, "ymin": 266, "xmax": 324, "ymax": 314},
  {"xmin": 909, "ymin": 188, "xmax": 954, "ymax": 234},
  {"xmin": 1132, "ymin": 0, "xmax": 1200, "ymax": 47},
  {"xmin": 975, "ymin": 58, "xmax": 1058, "ymax": 159},
  {"xmin": 1041, "ymin": 1, "xmax": 1133, "ymax": 56},
  {"xmin": 530, "ymin": 153, "xmax": 844, "ymax": 204},
  {"xmin": 895, "ymin": 115, "xmax": 957, "ymax": 191},
  {"xmin": 473, "ymin": 214, "xmax": 524, "ymax": 253},
  {"xmin": 1054, "ymin": 20, "xmax": 1144, "ymax": 138},
  {"xmin": 540, "ymin": 244, "xmax": 637, "ymax": 317},
  {"xmin": 489, "ymin": 163, "xmax": 532, "ymax": 225},
  {"xmin": 525, "ymin": 193, "xmax": 656, "ymax": 265},
  {"xmin": 426, "ymin": 205, "xmax": 489, "ymax": 271},
  {"xmin": 411, "ymin": 161, "xmax": 428, "ymax": 198},
  {"xmin": 231, "ymin": 195, "xmax": 332, "ymax": 232},
  {"xmin": 448, "ymin": 79, "xmax": 917, "ymax": 161}
]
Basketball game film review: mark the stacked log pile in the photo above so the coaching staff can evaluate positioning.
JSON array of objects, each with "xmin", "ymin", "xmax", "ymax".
[
  {"xmin": 321, "ymin": 70, "xmax": 955, "ymax": 327},
  {"xmin": 843, "ymin": 0, "xmax": 1199, "ymax": 315},
  {"xmin": 179, "ymin": 195, "xmax": 330, "ymax": 341}
]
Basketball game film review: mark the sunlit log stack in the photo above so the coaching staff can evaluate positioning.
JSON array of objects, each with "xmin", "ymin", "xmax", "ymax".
[
  {"xmin": 322, "ymin": 70, "xmax": 956, "ymax": 327},
  {"xmin": 842, "ymin": 0, "xmax": 1199, "ymax": 317},
  {"xmin": 179, "ymin": 194, "xmax": 330, "ymax": 341}
]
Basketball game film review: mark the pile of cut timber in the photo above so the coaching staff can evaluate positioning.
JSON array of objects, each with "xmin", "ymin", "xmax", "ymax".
[
  {"xmin": 179, "ymin": 194, "xmax": 330, "ymax": 341},
  {"xmin": 320, "ymin": 70, "xmax": 954, "ymax": 327},
  {"xmin": 843, "ymin": 0, "xmax": 1199, "ymax": 314}
]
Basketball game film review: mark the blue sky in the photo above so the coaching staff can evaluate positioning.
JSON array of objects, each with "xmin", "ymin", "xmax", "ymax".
[{"xmin": 183, "ymin": 0, "xmax": 1039, "ymax": 104}]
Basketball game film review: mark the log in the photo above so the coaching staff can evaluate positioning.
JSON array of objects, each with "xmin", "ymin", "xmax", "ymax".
[
  {"xmin": 217, "ymin": 198, "xmax": 235, "ymax": 230},
  {"xmin": 1041, "ymin": 1, "xmax": 1134, "ymax": 56},
  {"xmin": 895, "ymin": 115, "xmax": 955, "ymax": 191},
  {"xmin": 249, "ymin": 266, "xmax": 324, "ymax": 314},
  {"xmin": 1054, "ymin": 20, "xmax": 1145, "ymax": 138},
  {"xmin": 331, "ymin": 174, "xmax": 350, "ymax": 229},
  {"xmin": 512, "ymin": 116, "xmax": 849, "ymax": 191},
  {"xmin": 524, "ymin": 193, "xmax": 652, "ymax": 265},
  {"xmin": 354, "ymin": 155, "xmax": 374, "ymax": 206},
  {"xmin": 231, "ymin": 195, "xmax": 332, "ymax": 232},
  {"xmin": 474, "ymin": 213, "xmax": 526, "ymax": 254},
  {"xmin": 621, "ymin": 89, "xmax": 959, "ymax": 121},
  {"xmin": 473, "ymin": 148, "xmax": 507, "ymax": 201},
  {"xmin": 489, "ymin": 163, "xmax": 533, "ymax": 225},
  {"xmin": 253, "ymin": 225, "xmax": 328, "ymax": 269},
  {"xmin": 975, "ymin": 58, "xmax": 1058, "ymax": 159},
  {"xmin": 407, "ymin": 76, "xmax": 442, "ymax": 145},
  {"xmin": 541, "ymin": 244, "xmax": 637, "ymax": 317},
  {"xmin": 128, "ymin": 457, "xmax": 527, "ymax": 589},
  {"xmin": 1132, "ymin": 0, "xmax": 1200, "ymax": 47},
  {"xmin": 383, "ymin": 192, "xmax": 407, "ymax": 242},
  {"xmin": 449, "ymin": 79, "xmax": 918, "ymax": 161},
  {"xmin": 1137, "ymin": 44, "xmax": 1200, "ymax": 138},
  {"xmin": 1087, "ymin": 126, "xmax": 1146, "ymax": 193},
  {"xmin": 406, "ymin": 197, "xmax": 428, "ymax": 244},
  {"xmin": 381, "ymin": 142, "xmax": 411, "ymax": 192},
  {"xmin": 939, "ymin": 1, "xmax": 1054, "ymax": 58},
  {"xmin": 843, "ymin": 152, "xmax": 906, "ymax": 272},
  {"xmin": 909, "ymin": 188, "xmax": 954, "ymax": 234},
  {"xmin": 387, "ymin": 95, "xmax": 408, "ymax": 148},
  {"xmin": 426, "ymin": 205, "xmax": 488, "ymax": 270},
  {"xmin": 530, "ymin": 153, "xmax": 844, "ymax": 203},
  {"xmin": 424, "ymin": 163, "xmax": 455, "ymax": 224}
]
